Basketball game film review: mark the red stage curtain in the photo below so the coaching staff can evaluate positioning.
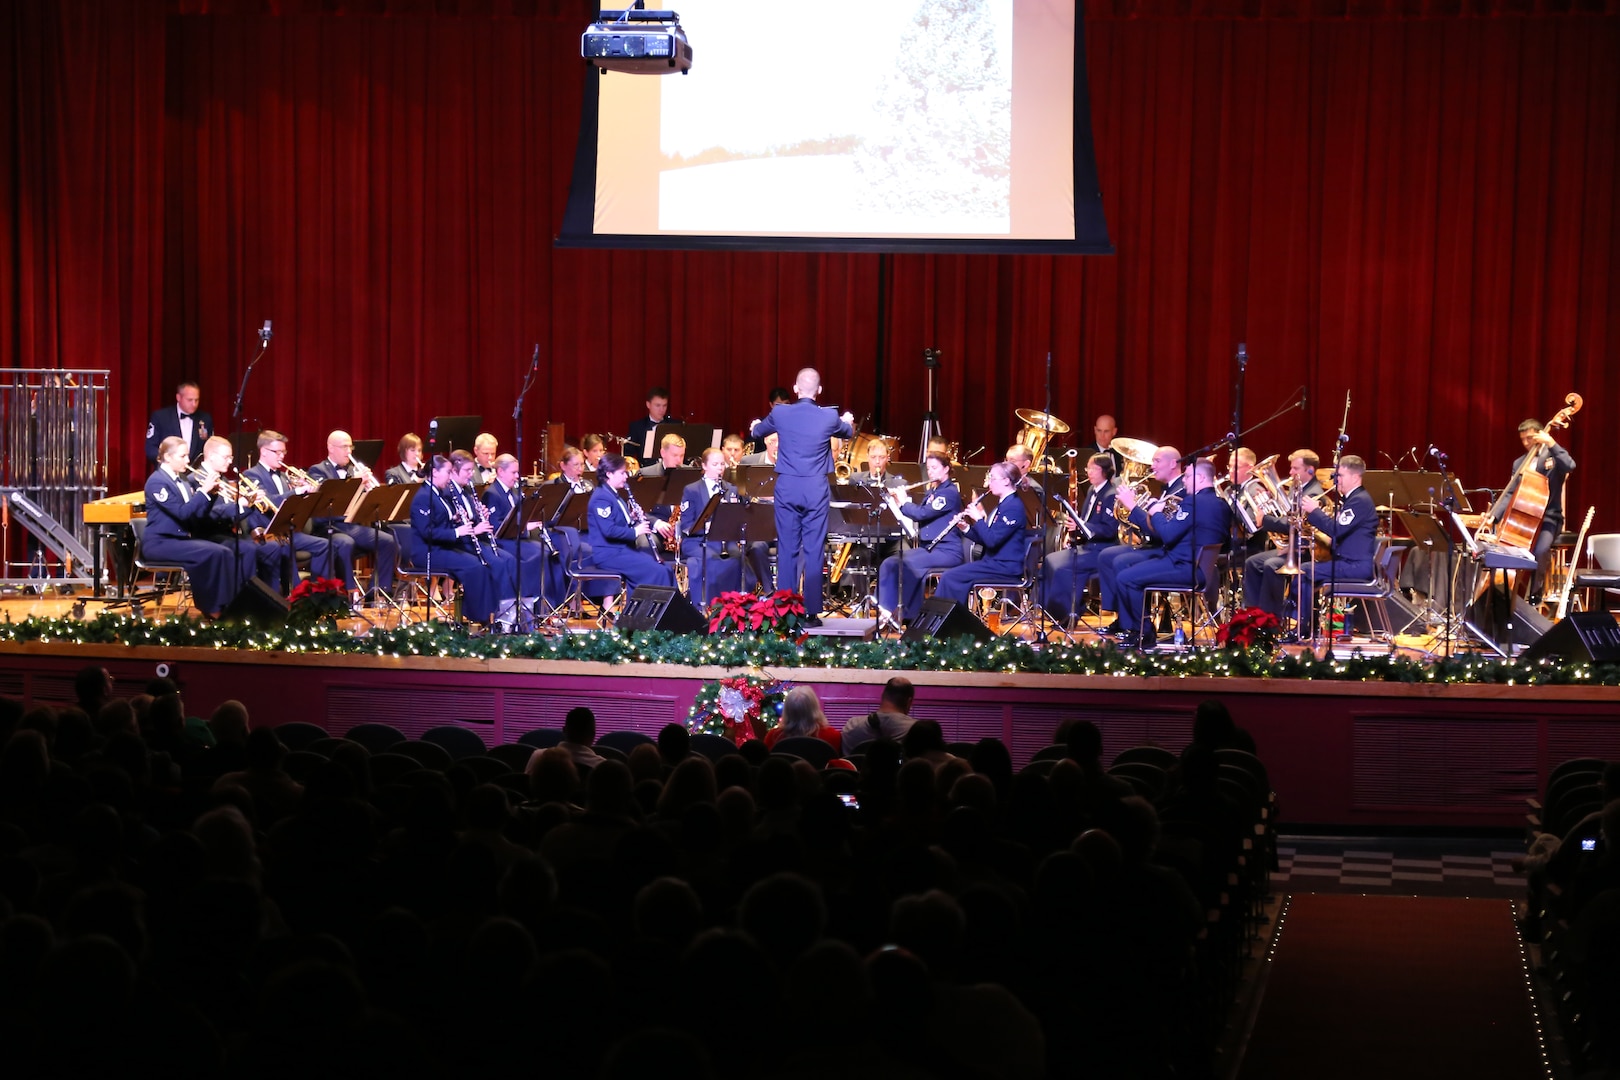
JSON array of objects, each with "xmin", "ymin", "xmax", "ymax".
[{"xmin": 3, "ymin": 1, "xmax": 1617, "ymax": 531}]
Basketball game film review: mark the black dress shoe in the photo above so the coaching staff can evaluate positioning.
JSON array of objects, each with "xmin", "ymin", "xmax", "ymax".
[
  {"xmin": 803, "ymin": 615, "xmax": 823, "ymax": 629},
  {"xmin": 1102, "ymin": 620, "xmax": 1124, "ymax": 636},
  {"xmin": 1139, "ymin": 629, "xmax": 1159, "ymax": 650}
]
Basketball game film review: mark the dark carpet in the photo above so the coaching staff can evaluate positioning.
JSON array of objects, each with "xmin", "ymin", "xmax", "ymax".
[{"xmin": 1237, "ymin": 894, "xmax": 1547, "ymax": 1080}]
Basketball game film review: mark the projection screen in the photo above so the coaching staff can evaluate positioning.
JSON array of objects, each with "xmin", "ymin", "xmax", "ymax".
[{"xmin": 557, "ymin": 0, "xmax": 1112, "ymax": 254}]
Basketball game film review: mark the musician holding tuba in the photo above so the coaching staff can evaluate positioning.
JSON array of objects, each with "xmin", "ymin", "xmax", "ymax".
[
  {"xmin": 876, "ymin": 451, "xmax": 965, "ymax": 628},
  {"xmin": 1483, "ymin": 419, "xmax": 1575, "ymax": 604},
  {"xmin": 1241, "ymin": 449, "xmax": 1324, "ymax": 618}
]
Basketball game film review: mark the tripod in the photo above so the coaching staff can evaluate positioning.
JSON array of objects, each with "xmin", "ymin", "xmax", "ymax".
[{"xmin": 917, "ymin": 348, "xmax": 943, "ymax": 463}]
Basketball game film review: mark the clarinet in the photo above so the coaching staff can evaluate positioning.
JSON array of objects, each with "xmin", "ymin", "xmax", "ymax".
[
  {"xmin": 445, "ymin": 484, "xmax": 491, "ymax": 566},
  {"xmin": 624, "ymin": 489, "xmax": 665, "ymax": 563},
  {"xmin": 927, "ymin": 490, "xmax": 990, "ymax": 551}
]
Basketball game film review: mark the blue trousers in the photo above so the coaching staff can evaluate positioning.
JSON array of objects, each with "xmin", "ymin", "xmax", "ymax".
[
  {"xmin": 878, "ymin": 540, "xmax": 965, "ymax": 619},
  {"xmin": 1117, "ymin": 554, "xmax": 1200, "ymax": 633},
  {"xmin": 681, "ymin": 539, "xmax": 745, "ymax": 606},
  {"xmin": 1040, "ymin": 542, "xmax": 1114, "ymax": 621},
  {"xmin": 773, "ymin": 478, "xmax": 830, "ymax": 614},
  {"xmin": 936, "ymin": 554, "xmax": 1024, "ymax": 606},
  {"xmin": 1097, "ymin": 543, "xmax": 1156, "ymax": 613},
  {"xmin": 145, "ymin": 534, "xmax": 256, "ymax": 616},
  {"xmin": 498, "ymin": 537, "xmax": 566, "ymax": 604},
  {"xmin": 587, "ymin": 542, "xmax": 676, "ymax": 591},
  {"xmin": 328, "ymin": 523, "xmax": 398, "ymax": 593}
]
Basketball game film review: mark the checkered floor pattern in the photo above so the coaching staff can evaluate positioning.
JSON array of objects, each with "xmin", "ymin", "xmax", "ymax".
[{"xmin": 1275, "ymin": 837, "xmax": 1525, "ymax": 897}]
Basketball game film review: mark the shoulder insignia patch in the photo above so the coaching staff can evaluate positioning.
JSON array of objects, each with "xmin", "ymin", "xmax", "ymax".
[
  {"xmin": 1338, "ymin": 508, "xmax": 1355, "ymax": 526},
  {"xmin": 931, "ymin": 496, "xmax": 946, "ymax": 510},
  {"xmin": 145, "ymin": 423, "xmax": 154, "ymax": 439},
  {"xmin": 1174, "ymin": 508, "xmax": 1188, "ymax": 522},
  {"xmin": 597, "ymin": 506, "xmax": 611, "ymax": 518},
  {"xmin": 154, "ymin": 487, "xmax": 168, "ymax": 503}
]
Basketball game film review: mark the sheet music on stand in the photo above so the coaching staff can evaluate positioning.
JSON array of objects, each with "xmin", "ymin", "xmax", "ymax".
[
  {"xmin": 829, "ymin": 482, "xmax": 900, "ymax": 539},
  {"xmin": 647, "ymin": 422, "xmax": 722, "ymax": 462},
  {"xmin": 264, "ymin": 492, "xmax": 320, "ymax": 542},
  {"xmin": 307, "ymin": 478, "xmax": 363, "ymax": 524},
  {"xmin": 686, "ymin": 493, "xmax": 722, "ymax": 541},
  {"xmin": 349, "ymin": 484, "xmax": 412, "ymax": 527},
  {"xmin": 709, "ymin": 501, "xmax": 777, "ymax": 546}
]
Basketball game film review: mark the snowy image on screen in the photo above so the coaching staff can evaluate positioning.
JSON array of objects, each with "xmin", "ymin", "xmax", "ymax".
[{"xmin": 588, "ymin": 0, "xmax": 1079, "ymax": 242}]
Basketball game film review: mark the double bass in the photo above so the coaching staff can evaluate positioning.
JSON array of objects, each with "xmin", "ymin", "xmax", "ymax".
[{"xmin": 1493, "ymin": 393, "xmax": 1581, "ymax": 550}]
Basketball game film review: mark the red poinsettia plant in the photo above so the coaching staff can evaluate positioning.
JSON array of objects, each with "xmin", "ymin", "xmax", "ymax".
[
  {"xmin": 287, "ymin": 576, "xmax": 349, "ymax": 628},
  {"xmin": 706, "ymin": 590, "xmax": 809, "ymax": 640},
  {"xmin": 1215, "ymin": 606, "xmax": 1282, "ymax": 652}
]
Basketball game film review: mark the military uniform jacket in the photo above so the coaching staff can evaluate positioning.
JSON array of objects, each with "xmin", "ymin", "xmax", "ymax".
[
  {"xmin": 750, "ymin": 399, "xmax": 855, "ymax": 478},
  {"xmin": 1072, "ymin": 481, "xmax": 1120, "ymax": 544},
  {"xmin": 587, "ymin": 486, "xmax": 640, "ymax": 547},
  {"xmin": 1308, "ymin": 486, "xmax": 1378, "ymax": 564},
  {"xmin": 1133, "ymin": 487, "xmax": 1231, "ymax": 566},
  {"xmin": 903, "ymin": 482, "xmax": 963, "ymax": 544},
  {"xmin": 143, "ymin": 468, "xmax": 230, "ymax": 541}
]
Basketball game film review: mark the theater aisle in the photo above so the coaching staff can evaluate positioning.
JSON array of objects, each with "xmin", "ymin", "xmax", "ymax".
[{"xmin": 1235, "ymin": 894, "xmax": 1549, "ymax": 1080}]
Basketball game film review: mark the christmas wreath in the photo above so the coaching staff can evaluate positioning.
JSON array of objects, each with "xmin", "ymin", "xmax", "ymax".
[{"xmin": 687, "ymin": 672, "xmax": 790, "ymax": 743}]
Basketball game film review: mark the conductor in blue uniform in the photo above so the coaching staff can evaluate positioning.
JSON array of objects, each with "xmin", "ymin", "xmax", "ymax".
[
  {"xmin": 876, "ymin": 451, "xmax": 963, "ymax": 626},
  {"xmin": 749, "ymin": 368, "xmax": 855, "ymax": 623},
  {"xmin": 585, "ymin": 454, "xmax": 676, "ymax": 590},
  {"xmin": 935, "ymin": 462, "xmax": 1030, "ymax": 606},
  {"xmin": 1114, "ymin": 458, "xmax": 1232, "ymax": 648}
]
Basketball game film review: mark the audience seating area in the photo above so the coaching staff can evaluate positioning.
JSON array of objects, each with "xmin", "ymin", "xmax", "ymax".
[
  {"xmin": 0, "ymin": 677, "xmax": 1285, "ymax": 1078},
  {"xmin": 1519, "ymin": 757, "xmax": 1620, "ymax": 1076}
]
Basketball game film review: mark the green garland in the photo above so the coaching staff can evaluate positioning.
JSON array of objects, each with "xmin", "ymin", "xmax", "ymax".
[{"xmin": 2, "ymin": 612, "xmax": 1619, "ymax": 685}]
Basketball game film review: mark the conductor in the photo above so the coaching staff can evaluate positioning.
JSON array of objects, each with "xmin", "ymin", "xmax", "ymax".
[{"xmin": 750, "ymin": 368, "xmax": 855, "ymax": 625}]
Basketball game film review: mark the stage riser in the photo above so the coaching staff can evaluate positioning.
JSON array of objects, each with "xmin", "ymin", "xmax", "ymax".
[{"xmin": 6, "ymin": 650, "xmax": 1620, "ymax": 828}]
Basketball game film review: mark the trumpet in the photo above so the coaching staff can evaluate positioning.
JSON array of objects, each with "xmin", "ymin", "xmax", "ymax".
[
  {"xmin": 236, "ymin": 475, "xmax": 276, "ymax": 514},
  {"xmin": 281, "ymin": 463, "xmax": 318, "ymax": 490},
  {"xmin": 351, "ymin": 458, "xmax": 380, "ymax": 493}
]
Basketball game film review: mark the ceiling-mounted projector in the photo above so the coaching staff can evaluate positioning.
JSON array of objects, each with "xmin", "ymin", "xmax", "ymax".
[{"xmin": 583, "ymin": 8, "xmax": 693, "ymax": 75}]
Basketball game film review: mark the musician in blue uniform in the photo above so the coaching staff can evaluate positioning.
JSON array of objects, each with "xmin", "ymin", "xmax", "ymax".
[
  {"xmin": 1485, "ymin": 420, "xmax": 1577, "ymax": 603},
  {"xmin": 142, "ymin": 437, "xmax": 252, "ymax": 618},
  {"xmin": 308, "ymin": 430, "xmax": 399, "ymax": 604},
  {"xmin": 749, "ymin": 368, "xmax": 855, "ymax": 623},
  {"xmin": 626, "ymin": 387, "xmax": 677, "ymax": 467},
  {"xmin": 1242, "ymin": 449, "xmax": 1325, "ymax": 617},
  {"xmin": 144, "ymin": 381, "xmax": 212, "ymax": 469},
  {"xmin": 1113, "ymin": 458, "xmax": 1233, "ymax": 648},
  {"xmin": 240, "ymin": 430, "xmax": 335, "ymax": 592},
  {"xmin": 483, "ymin": 454, "xmax": 563, "ymax": 613},
  {"xmin": 877, "ymin": 451, "xmax": 964, "ymax": 626},
  {"xmin": 1040, "ymin": 453, "xmax": 1121, "ymax": 623},
  {"xmin": 1098, "ymin": 446, "xmax": 1186, "ymax": 634},
  {"xmin": 1300, "ymin": 454, "xmax": 1379, "ymax": 587},
  {"xmin": 679, "ymin": 448, "xmax": 746, "ymax": 605},
  {"xmin": 385, "ymin": 433, "xmax": 428, "ymax": 486},
  {"xmin": 404, "ymin": 453, "xmax": 516, "ymax": 629},
  {"xmin": 585, "ymin": 454, "xmax": 676, "ymax": 589},
  {"xmin": 193, "ymin": 436, "xmax": 283, "ymax": 595},
  {"xmin": 935, "ymin": 462, "xmax": 1029, "ymax": 606}
]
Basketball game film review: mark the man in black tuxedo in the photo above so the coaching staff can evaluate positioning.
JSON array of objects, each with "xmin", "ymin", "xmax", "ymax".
[{"xmin": 144, "ymin": 381, "xmax": 212, "ymax": 469}]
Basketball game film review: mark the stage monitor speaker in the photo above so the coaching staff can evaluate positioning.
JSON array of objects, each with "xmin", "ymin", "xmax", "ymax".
[
  {"xmin": 1521, "ymin": 611, "xmax": 1620, "ymax": 664},
  {"xmin": 618, "ymin": 585, "xmax": 707, "ymax": 633},
  {"xmin": 901, "ymin": 597, "xmax": 992, "ymax": 643},
  {"xmin": 220, "ymin": 578, "xmax": 292, "ymax": 624},
  {"xmin": 1464, "ymin": 586, "xmax": 1552, "ymax": 656}
]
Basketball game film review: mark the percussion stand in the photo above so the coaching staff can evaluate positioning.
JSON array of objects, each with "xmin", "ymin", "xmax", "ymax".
[{"xmin": 917, "ymin": 348, "xmax": 943, "ymax": 465}]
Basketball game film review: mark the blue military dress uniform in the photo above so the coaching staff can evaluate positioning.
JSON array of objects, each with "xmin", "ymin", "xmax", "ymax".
[
  {"xmin": 678, "ymin": 477, "xmax": 744, "ymax": 606},
  {"xmin": 1115, "ymin": 487, "xmax": 1232, "ymax": 639},
  {"xmin": 144, "ymin": 405, "xmax": 213, "ymax": 467},
  {"xmin": 1242, "ymin": 478, "xmax": 1324, "ymax": 615},
  {"xmin": 482, "ymin": 480, "xmax": 565, "ymax": 605},
  {"xmin": 877, "ymin": 481, "xmax": 964, "ymax": 620},
  {"xmin": 1040, "ymin": 480, "xmax": 1120, "ymax": 621},
  {"xmin": 307, "ymin": 459, "xmax": 399, "ymax": 595},
  {"xmin": 141, "ymin": 468, "xmax": 256, "ymax": 615},
  {"xmin": 404, "ymin": 484, "xmax": 515, "ymax": 624},
  {"xmin": 585, "ymin": 485, "xmax": 675, "ymax": 590},
  {"xmin": 1306, "ymin": 485, "xmax": 1378, "ymax": 585},
  {"xmin": 1097, "ymin": 476, "xmax": 1186, "ymax": 615},
  {"xmin": 240, "ymin": 463, "xmax": 335, "ymax": 591},
  {"xmin": 936, "ymin": 492, "xmax": 1030, "ymax": 605},
  {"xmin": 750, "ymin": 399, "xmax": 854, "ymax": 616}
]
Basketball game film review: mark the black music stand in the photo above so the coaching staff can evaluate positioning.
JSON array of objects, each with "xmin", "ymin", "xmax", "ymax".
[
  {"xmin": 308, "ymin": 478, "xmax": 364, "ymax": 524},
  {"xmin": 647, "ymin": 422, "xmax": 722, "ymax": 463},
  {"xmin": 428, "ymin": 415, "xmax": 482, "ymax": 457},
  {"xmin": 654, "ymin": 467, "xmax": 703, "ymax": 505},
  {"xmin": 735, "ymin": 468, "xmax": 777, "ymax": 502},
  {"xmin": 709, "ymin": 502, "xmax": 778, "ymax": 583},
  {"xmin": 351, "ymin": 439, "xmax": 385, "ymax": 471}
]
